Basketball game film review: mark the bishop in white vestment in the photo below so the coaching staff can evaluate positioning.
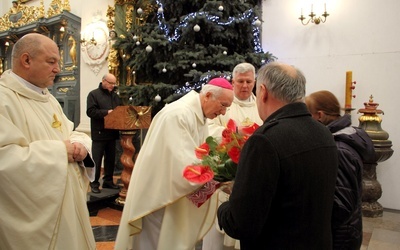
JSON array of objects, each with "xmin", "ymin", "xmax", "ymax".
[{"xmin": 115, "ymin": 80, "xmax": 234, "ymax": 250}]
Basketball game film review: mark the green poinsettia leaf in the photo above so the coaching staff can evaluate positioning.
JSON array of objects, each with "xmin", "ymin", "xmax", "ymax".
[
  {"xmin": 213, "ymin": 159, "xmax": 237, "ymax": 182},
  {"xmin": 205, "ymin": 136, "xmax": 219, "ymax": 151}
]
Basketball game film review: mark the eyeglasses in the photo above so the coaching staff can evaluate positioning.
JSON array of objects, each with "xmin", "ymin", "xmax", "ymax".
[
  {"xmin": 104, "ymin": 79, "xmax": 116, "ymax": 85},
  {"xmin": 218, "ymin": 100, "xmax": 230, "ymax": 110}
]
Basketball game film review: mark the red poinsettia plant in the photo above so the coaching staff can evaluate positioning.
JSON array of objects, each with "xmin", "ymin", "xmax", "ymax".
[{"xmin": 183, "ymin": 119, "xmax": 259, "ymax": 184}]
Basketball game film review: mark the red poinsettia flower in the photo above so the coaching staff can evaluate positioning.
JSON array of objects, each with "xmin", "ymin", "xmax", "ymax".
[
  {"xmin": 239, "ymin": 123, "xmax": 260, "ymax": 136},
  {"xmin": 227, "ymin": 146, "xmax": 241, "ymax": 164},
  {"xmin": 221, "ymin": 119, "xmax": 237, "ymax": 143},
  {"xmin": 195, "ymin": 142, "xmax": 210, "ymax": 159},
  {"xmin": 182, "ymin": 165, "xmax": 214, "ymax": 184},
  {"xmin": 184, "ymin": 119, "xmax": 258, "ymax": 183}
]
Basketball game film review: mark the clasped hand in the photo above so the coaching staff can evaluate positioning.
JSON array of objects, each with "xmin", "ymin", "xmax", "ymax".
[{"xmin": 64, "ymin": 140, "xmax": 88, "ymax": 163}]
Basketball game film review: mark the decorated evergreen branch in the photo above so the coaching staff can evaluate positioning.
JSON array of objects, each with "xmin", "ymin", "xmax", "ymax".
[{"xmin": 110, "ymin": 0, "xmax": 276, "ymax": 116}]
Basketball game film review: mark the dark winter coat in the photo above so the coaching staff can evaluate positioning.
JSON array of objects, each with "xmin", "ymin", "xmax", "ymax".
[
  {"xmin": 328, "ymin": 114, "xmax": 375, "ymax": 250},
  {"xmin": 218, "ymin": 102, "xmax": 339, "ymax": 250},
  {"xmin": 86, "ymin": 83, "xmax": 121, "ymax": 141}
]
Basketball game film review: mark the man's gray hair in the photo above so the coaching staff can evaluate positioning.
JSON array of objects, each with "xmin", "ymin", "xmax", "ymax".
[
  {"xmin": 232, "ymin": 62, "xmax": 255, "ymax": 78},
  {"xmin": 256, "ymin": 62, "xmax": 306, "ymax": 103},
  {"xmin": 200, "ymin": 83, "xmax": 224, "ymax": 99}
]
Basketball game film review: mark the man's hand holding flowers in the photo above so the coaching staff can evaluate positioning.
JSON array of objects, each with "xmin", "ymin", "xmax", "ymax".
[{"xmin": 183, "ymin": 119, "xmax": 259, "ymax": 206}]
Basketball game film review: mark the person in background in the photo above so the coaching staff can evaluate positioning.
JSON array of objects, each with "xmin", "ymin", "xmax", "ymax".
[
  {"xmin": 217, "ymin": 62, "xmax": 339, "ymax": 249},
  {"xmin": 306, "ymin": 90, "xmax": 375, "ymax": 250},
  {"xmin": 86, "ymin": 73, "xmax": 122, "ymax": 193},
  {"xmin": 115, "ymin": 78, "xmax": 234, "ymax": 250},
  {"xmin": 0, "ymin": 33, "xmax": 96, "ymax": 249},
  {"xmin": 208, "ymin": 62, "xmax": 263, "ymax": 137},
  {"xmin": 203, "ymin": 62, "xmax": 263, "ymax": 250}
]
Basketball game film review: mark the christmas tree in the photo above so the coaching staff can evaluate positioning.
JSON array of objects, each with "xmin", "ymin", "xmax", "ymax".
[{"xmin": 107, "ymin": 0, "xmax": 275, "ymax": 115}]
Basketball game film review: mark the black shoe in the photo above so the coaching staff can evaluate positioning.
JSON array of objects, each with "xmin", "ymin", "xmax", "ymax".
[
  {"xmin": 91, "ymin": 186, "xmax": 101, "ymax": 193},
  {"xmin": 102, "ymin": 181, "xmax": 120, "ymax": 189},
  {"xmin": 90, "ymin": 182, "xmax": 101, "ymax": 193}
]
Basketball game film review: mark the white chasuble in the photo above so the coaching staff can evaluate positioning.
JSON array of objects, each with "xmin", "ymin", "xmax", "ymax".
[
  {"xmin": 115, "ymin": 91, "xmax": 218, "ymax": 250},
  {"xmin": 0, "ymin": 70, "xmax": 96, "ymax": 250}
]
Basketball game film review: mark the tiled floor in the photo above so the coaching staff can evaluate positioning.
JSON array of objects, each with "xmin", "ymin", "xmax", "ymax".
[{"xmin": 90, "ymin": 206, "xmax": 400, "ymax": 250}]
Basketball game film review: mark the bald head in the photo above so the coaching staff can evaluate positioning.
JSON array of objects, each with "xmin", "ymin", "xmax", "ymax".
[
  {"xmin": 11, "ymin": 33, "xmax": 60, "ymax": 88},
  {"xmin": 12, "ymin": 33, "xmax": 54, "ymax": 64},
  {"xmin": 101, "ymin": 73, "xmax": 117, "ymax": 92}
]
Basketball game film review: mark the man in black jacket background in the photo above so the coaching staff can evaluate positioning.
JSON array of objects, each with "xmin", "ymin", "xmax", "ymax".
[{"xmin": 87, "ymin": 73, "xmax": 122, "ymax": 193}]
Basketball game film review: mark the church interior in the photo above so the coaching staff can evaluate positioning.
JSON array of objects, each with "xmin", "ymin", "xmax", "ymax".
[{"xmin": 1, "ymin": 0, "xmax": 399, "ymax": 249}]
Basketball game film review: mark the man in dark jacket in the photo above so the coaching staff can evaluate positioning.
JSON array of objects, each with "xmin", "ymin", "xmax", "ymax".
[
  {"xmin": 306, "ymin": 90, "xmax": 375, "ymax": 249},
  {"xmin": 217, "ymin": 62, "xmax": 339, "ymax": 249},
  {"xmin": 87, "ymin": 73, "xmax": 122, "ymax": 193}
]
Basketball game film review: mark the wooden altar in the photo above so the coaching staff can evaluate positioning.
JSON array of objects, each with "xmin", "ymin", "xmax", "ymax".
[{"xmin": 105, "ymin": 105, "xmax": 151, "ymax": 204}]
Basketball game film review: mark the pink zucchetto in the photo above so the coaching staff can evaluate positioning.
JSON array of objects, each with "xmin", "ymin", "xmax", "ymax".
[{"xmin": 207, "ymin": 78, "xmax": 233, "ymax": 90}]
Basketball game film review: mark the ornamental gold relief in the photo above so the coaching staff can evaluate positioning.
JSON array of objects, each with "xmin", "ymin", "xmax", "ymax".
[{"xmin": 0, "ymin": 0, "xmax": 71, "ymax": 32}]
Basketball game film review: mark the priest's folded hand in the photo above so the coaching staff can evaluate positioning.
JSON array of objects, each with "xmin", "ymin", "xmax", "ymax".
[{"xmin": 71, "ymin": 142, "xmax": 88, "ymax": 162}]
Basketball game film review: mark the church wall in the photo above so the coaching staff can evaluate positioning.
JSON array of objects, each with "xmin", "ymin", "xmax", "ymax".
[{"xmin": 262, "ymin": 0, "xmax": 400, "ymax": 210}]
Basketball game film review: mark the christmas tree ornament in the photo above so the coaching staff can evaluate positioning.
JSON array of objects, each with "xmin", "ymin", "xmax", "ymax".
[
  {"xmin": 154, "ymin": 94, "xmax": 161, "ymax": 102},
  {"xmin": 192, "ymin": 63, "xmax": 197, "ymax": 68},
  {"xmin": 162, "ymin": 67, "xmax": 167, "ymax": 73},
  {"xmin": 254, "ymin": 19, "xmax": 262, "ymax": 27},
  {"xmin": 132, "ymin": 70, "xmax": 136, "ymax": 75},
  {"xmin": 218, "ymin": 5, "xmax": 224, "ymax": 11},
  {"xmin": 137, "ymin": 8, "xmax": 143, "ymax": 14},
  {"xmin": 226, "ymin": 76, "xmax": 231, "ymax": 81},
  {"xmin": 158, "ymin": 7, "xmax": 164, "ymax": 14},
  {"xmin": 145, "ymin": 45, "xmax": 153, "ymax": 52},
  {"xmin": 133, "ymin": 35, "xmax": 138, "ymax": 40},
  {"xmin": 129, "ymin": 96, "xmax": 133, "ymax": 101},
  {"xmin": 136, "ymin": 41, "xmax": 141, "ymax": 46},
  {"xmin": 193, "ymin": 24, "xmax": 200, "ymax": 32},
  {"xmin": 223, "ymin": 51, "xmax": 227, "ymax": 55}
]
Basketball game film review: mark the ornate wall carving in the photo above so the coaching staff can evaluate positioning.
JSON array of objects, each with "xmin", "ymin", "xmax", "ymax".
[{"xmin": 0, "ymin": 0, "xmax": 82, "ymax": 128}]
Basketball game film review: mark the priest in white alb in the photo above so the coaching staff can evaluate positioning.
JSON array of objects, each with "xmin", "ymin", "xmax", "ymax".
[{"xmin": 0, "ymin": 33, "xmax": 96, "ymax": 250}]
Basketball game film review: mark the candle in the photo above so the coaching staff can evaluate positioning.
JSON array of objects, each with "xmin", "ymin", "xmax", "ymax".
[
  {"xmin": 345, "ymin": 71, "xmax": 352, "ymax": 108},
  {"xmin": 324, "ymin": 3, "xmax": 326, "ymax": 12}
]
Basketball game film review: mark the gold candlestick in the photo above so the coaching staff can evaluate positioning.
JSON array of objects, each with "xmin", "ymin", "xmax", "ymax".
[{"xmin": 344, "ymin": 71, "xmax": 356, "ymax": 114}]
